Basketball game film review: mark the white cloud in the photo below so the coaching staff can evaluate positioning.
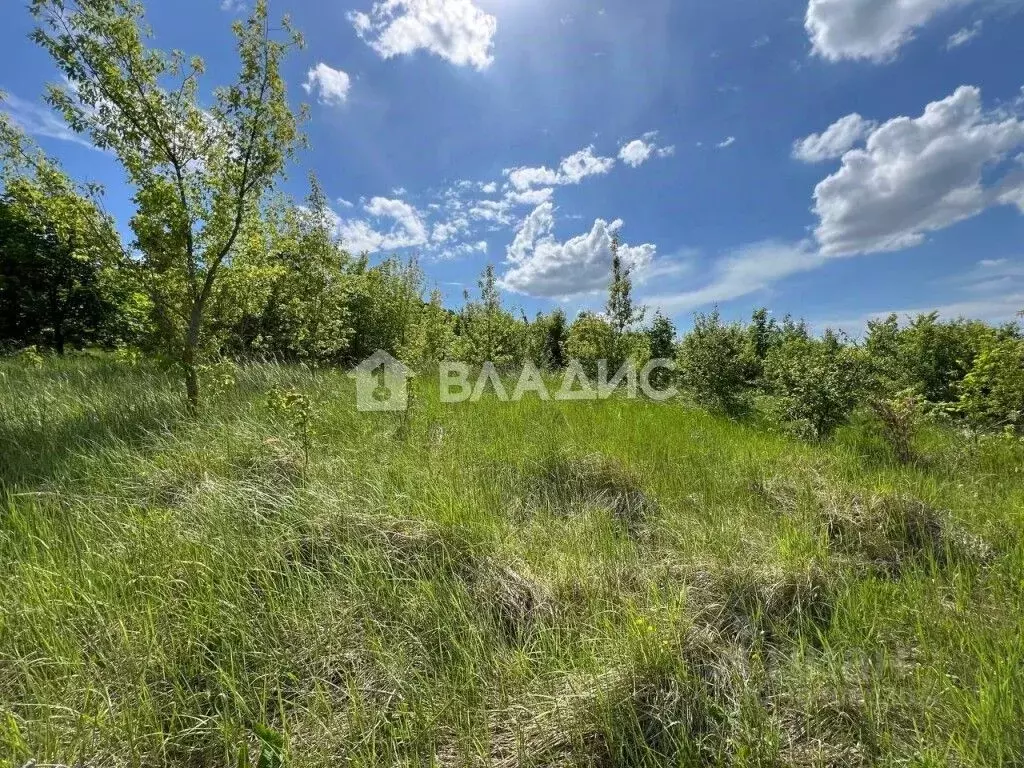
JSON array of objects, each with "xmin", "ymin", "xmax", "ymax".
[
  {"xmin": 812, "ymin": 85, "xmax": 1024, "ymax": 257},
  {"xmin": 436, "ymin": 239, "xmax": 488, "ymax": 260},
  {"xmin": 642, "ymin": 240, "xmax": 825, "ymax": 314},
  {"xmin": 480, "ymin": 181, "xmax": 498, "ymax": 194},
  {"xmin": 617, "ymin": 133, "xmax": 675, "ymax": 168},
  {"xmin": 468, "ymin": 199, "xmax": 513, "ymax": 225},
  {"xmin": 505, "ymin": 165, "xmax": 560, "ymax": 191},
  {"xmin": 302, "ymin": 63, "xmax": 351, "ymax": 106},
  {"xmin": 717, "ymin": 136, "xmax": 736, "ymax": 148},
  {"xmin": 793, "ymin": 113, "xmax": 877, "ymax": 162},
  {"xmin": 505, "ymin": 145, "xmax": 615, "ymax": 191},
  {"xmin": 348, "ymin": 0, "xmax": 497, "ymax": 70},
  {"xmin": 0, "ymin": 92, "xmax": 97, "ymax": 150},
  {"xmin": 947, "ymin": 19, "xmax": 983, "ymax": 48},
  {"xmin": 337, "ymin": 196, "xmax": 429, "ymax": 253},
  {"xmin": 337, "ymin": 197, "xmax": 355, "ymax": 208},
  {"xmin": 220, "ymin": 0, "xmax": 246, "ymax": 11},
  {"xmin": 504, "ymin": 187, "xmax": 554, "ymax": 206},
  {"xmin": 805, "ymin": 0, "xmax": 974, "ymax": 62},
  {"xmin": 500, "ymin": 202, "xmax": 656, "ymax": 297},
  {"xmin": 558, "ymin": 145, "xmax": 617, "ymax": 184},
  {"xmin": 618, "ymin": 139, "xmax": 653, "ymax": 167},
  {"xmin": 431, "ymin": 215, "xmax": 470, "ymax": 243}
]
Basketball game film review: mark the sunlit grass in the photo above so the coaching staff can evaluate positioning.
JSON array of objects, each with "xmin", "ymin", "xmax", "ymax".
[{"xmin": 1, "ymin": 354, "xmax": 1022, "ymax": 766}]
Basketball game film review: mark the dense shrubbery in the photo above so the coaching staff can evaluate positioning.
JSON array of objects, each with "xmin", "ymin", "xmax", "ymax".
[
  {"xmin": 765, "ymin": 331, "xmax": 865, "ymax": 440},
  {"xmin": 958, "ymin": 337, "xmax": 1024, "ymax": 430},
  {"xmin": 1, "ymin": 11, "xmax": 1020, "ymax": 437},
  {"xmin": 676, "ymin": 310, "xmax": 749, "ymax": 415}
]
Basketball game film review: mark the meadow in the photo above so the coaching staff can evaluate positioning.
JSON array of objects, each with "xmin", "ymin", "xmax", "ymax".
[{"xmin": 2, "ymin": 354, "xmax": 1023, "ymax": 767}]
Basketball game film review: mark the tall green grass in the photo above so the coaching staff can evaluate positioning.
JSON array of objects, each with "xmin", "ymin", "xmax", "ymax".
[{"xmin": 1, "ymin": 355, "xmax": 1022, "ymax": 766}]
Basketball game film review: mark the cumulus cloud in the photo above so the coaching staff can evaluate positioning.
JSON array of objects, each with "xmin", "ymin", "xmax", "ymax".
[
  {"xmin": 431, "ymin": 214, "xmax": 470, "ymax": 244},
  {"xmin": 812, "ymin": 85, "xmax": 1024, "ymax": 257},
  {"xmin": 504, "ymin": 187, "xmax": 555, "ymax": 206},
  {"xmin": 436, "ymin": 240, "xmax": 488, "ymax": 260},
  {"xmin": 805, "ymin": 0, "xmax": 975, "ymax": 62},
  {"xmin": 617, "ymin": 132, "xmax": 676, "ymax": 168},
  {"xmin": 716, "ymin": 136, "xmax": 736, "ymax": 149},
  {"xmin": 793, "ymin": 113, "xmax": 877, "ymax": 162},
  {"xmin": 619, "ymin": 140, "xmax": 653, "ymax": 167},
  {"xmin": 348, "ymin": 0, "xmax": 497, "ymax": 70},
  {"xmin": 468, "ymin": 199, "xmax": 514, "ymax": 226},
  {"xmin": 505, "ymin": 145, "xmax": 615, "ymax": 191},
  {"xmin": 337, "ymin": 196, "xmax": 429, "ymax": 253},
  {"xmin": 303, "ymin": 63, "xmax": 351, "ymax": 105},
  {"xmin": 500, "ymin": 202, "xmax": 656, "ymax": 297}
]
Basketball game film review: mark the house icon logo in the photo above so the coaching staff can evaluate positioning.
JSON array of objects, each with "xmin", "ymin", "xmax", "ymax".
[{"xmin": 350, "ymin": 350, "xmax": 412, "ymax": 412}]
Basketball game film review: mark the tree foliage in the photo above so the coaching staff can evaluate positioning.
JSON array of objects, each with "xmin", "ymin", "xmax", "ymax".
[
  {"xmin": 0, "ymin": 111, "xmax": 141, "ymax": 352},
  {"xmin": 30, "ymin": 0, "xmax": 303, "ymax": 410},
  {"xmin": 765, "ymin": 331, "xmax": 865, "ymax": 439},
  {"xmin": 677, "ymin": 310, "xmax": 749, "ymax": 415},
  {"xmin": 958, "ymin": 337, "xmax": 1024, "ymax": 431}
]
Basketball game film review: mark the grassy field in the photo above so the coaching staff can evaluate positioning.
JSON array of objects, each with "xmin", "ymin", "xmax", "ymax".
[{"xmin": 1, "ymin": 355, "xmax": 1023, "ymax": 767}]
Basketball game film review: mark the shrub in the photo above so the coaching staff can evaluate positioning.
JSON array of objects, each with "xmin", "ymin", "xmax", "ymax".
[
  {"xmin": 958, "ymin": 337, "xmax": 1024, "ymax": 431},
  {"xmin": 677, "ymin": 311, "xmax": 749, "ymax": 415},
  {"xmin": 765, "ymin": 333, "xmax": 864, "ymax": 440},
  {"xmin": 868, "ymin": 391, "xmax": 925, "ymax": 464},
  {"xmin": 865, "ymin": 312, "xmax": 998, "ymax": 403},
  {"xmin": 565, "ymin": 313, "xmax": 615, "ymax": 377}
]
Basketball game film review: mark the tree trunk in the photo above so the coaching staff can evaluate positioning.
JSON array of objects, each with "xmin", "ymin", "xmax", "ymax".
[
  {"xmin": 182, "ymin": 294, "xmax": 206, "ymax": 416},
  {"xmin": 182, "ymin": 339, "xmax": 200, "ymax": 415},
  {"xmin": 184, "ymin": 355, "xmax": 200, "ymax": 414}
]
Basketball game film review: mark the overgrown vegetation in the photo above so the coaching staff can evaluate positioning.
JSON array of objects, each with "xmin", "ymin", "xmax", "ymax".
[
  {"xmin": 2, "ymin": 1, "xmax": 1024, "ymax": 765},
  {"xmin": 2, "ymin": 356, "xmax": 1024, "ymax": 766}
]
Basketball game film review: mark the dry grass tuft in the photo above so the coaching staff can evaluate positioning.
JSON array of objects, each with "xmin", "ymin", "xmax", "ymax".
[
  {"xmin": 824, "ymin": 494, "xmax": 993, "ymax": 576},
  {"xmin": 471, "ymin": 557, "xmax": 554, "ymax": 644},
  {"xmin": 530, "ymin": 452, "xmax": 659, "ymax": 536},
  {"xmin": 677, "ymin": 564, "xmax": 840, "ymax": 649}
]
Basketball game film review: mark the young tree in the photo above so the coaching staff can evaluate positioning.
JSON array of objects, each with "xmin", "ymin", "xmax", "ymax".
[
  {"xmin": 257, "ymin": 175, "xmax": 352, "ymax": 365},
  {"xmin": 764, "ymin": 332, "xmax": 865, "ymax": 440},
  {"xmin": 647, "ymin": 311, "xmax": 677, "ymax": 361},
  {"xmin": 743, "ymin": 307, "xmax": 779, "ymax": 384},
  {"xmin": 31, "ymin": 0, "xmax": 303, "ymax": 411},
  {"xmin": 564, "ymin": 311, "xmax": 615, "ymax": 377},
  {"xmin": 346, "ymin": 256, "xmax": 425, "ymax": 362},
  {"xmin": 542, "ymin": 308, "xmax": 568, "ymax": 369},
  {"xmin": 606, "ymin": 233, "xmax": 645, "ymax": 337},
  {"xmin": 646, "ymin": 311, "xmax": 677, "ymax": 388},
  {"xmin": 456, "ymin": 264, "xmax": 524, "ymax": 367},
  {"xmin": 400, "ymin": 289, "xmax": 457, "ymax": 367},
  {"xmin": 676, "ymin": 310, "xmax": 749, "ymax": 415}
]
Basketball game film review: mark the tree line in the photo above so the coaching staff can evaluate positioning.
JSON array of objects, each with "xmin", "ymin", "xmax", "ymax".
[{"xmin": 1, "ymin": 0, "xmax": 1022, "ymax": 440}]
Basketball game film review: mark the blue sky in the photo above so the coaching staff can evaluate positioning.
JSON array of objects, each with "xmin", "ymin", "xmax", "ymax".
[{"xmin": 2, "ymin": 0, "xmax": 1024, "ymax": 333}]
